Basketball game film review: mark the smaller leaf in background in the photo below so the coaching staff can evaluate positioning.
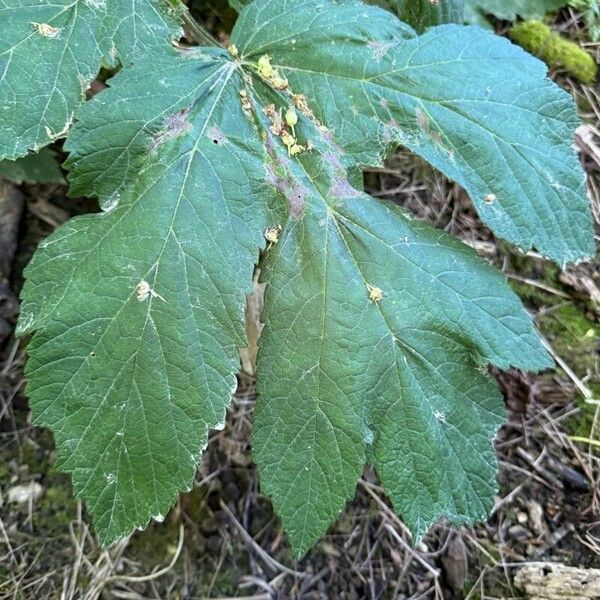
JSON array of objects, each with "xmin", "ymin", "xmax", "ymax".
[
  {"xmin": 570, "ymin": 0, "xmax": 600, "ymax": 41},
  {"xmin": 510, "ymin": 21, "xmax": 598, "ymax": 83},
  {"xmin": 0, "ymin": 149, "xmax": 64, "ymax": 184},
  {"xmin": 228, "ymin": 0, "xmax": 251, "ymax": 11},
  {"xmin": 464, "ymin": 0, "xmax": 567, "ymax": 27},
  {"xmin": 0, "ymin": 0, "xmax": 182, "ymax": 161},
  {"xmin": 391, "ymin": 0, "xmax": 464, "ymax": 31}
]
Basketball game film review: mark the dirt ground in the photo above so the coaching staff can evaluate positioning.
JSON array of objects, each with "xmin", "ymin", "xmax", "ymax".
[{"xmin": 1, "ymin": 5, "xmax": 600, "ymax": 600}]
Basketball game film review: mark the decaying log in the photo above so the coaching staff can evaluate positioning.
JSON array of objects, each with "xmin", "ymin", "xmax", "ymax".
[{"xmin": 514, "ymin": 562, "xmax": 600, "ymax": 599}]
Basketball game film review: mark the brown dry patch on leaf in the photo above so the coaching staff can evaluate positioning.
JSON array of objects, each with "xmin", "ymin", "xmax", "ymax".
[
  {"xmin": 264, "ymin": 127, "xmax": 307, "ymax": 218},
  {"xmin": 323, "ymin": 151, "xmax": 343, "ymax": 171},
  {"xmin": 416, "ymin": 107, "xmax": 444, "ymax": 146},
  {"xmin": 264, "ymin": 104, "xmax": 285, "ymax": 136},
  {"xmin": 287, "ymin": 181, "xmax": 307, "ymax": 218},
  {"xmin": 292, "ymin": 93, "xmax": 317, "ymax": 122},
  {"xmin": 266, "ymin": 163, "xmax": 307, "ymax": 219}
]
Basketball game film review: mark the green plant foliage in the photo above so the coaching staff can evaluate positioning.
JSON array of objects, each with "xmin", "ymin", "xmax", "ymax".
[
  {"xmin": 510, "ymin": 20, "xmax": 598, "ymax": 83},
  {"xmin": 234, "ymin": 3, "xmax": 593, "ymax": 265},
  {"xmin": 464, "ymin": 0, "xmax": 567, "ymax": 27},
  {"xmin": 391, "ymin": 0, "xmax": 464, "ymax": 31},
  {"xmin": 228, "ymin": 0, "xmax": 251, "ymax": 10},
  {"xmin": 253, "ymin": 140, "xmax": 551, "ymax": 553},
  {"xmin": 0, "ymin": 0, "xmax": 183, "ymax": 160},
  {"xmin": 0, "ymin": 148, "xmax": 64, "ymax": 184},
  {"xmin": 570, "ymin": 0, "xmax": 600, "ymax": 41},
  {"xmin": 19, "ymin": 51, "xmax": 272, "ymax": 545},
  {"xmin": 4, "ymin": 0, "xmax": 594, "ymax": 556}
]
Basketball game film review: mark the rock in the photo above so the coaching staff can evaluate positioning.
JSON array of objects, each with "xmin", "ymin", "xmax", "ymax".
[
  {"xmin": 440, "ymin": 535, "xmax": 467, "ymax": 596},
  {"xmin": 7, "ymin": 481, "xmax": 43, "ymax": 504},
  {"xmin": 508, "ymin": 525, "xmax": 530, "ymax": 542}
]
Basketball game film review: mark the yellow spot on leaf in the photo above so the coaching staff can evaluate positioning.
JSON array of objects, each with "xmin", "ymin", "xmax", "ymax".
[
  {"xmin": 281, "ymin": 131, "xmax": 296, "ymax": 155},
  {"xmin": 367, "ymin": 284, "xmax": 384, "ymax": 303},
  {"xmin": 31, "ymin": 22, "xmax": 60, "ymax": 38},
  {"xmin": 285, "ymin": 108, "xmax": 298, "ymax": 132},
  {"xmin": 239, "ymin": 89, "xmax": 252, "ymax": 118},
  {"xmin": 264, "ymin": 225, "xmax": 282, "ymax": 248},
  {"xmin": 136, "ymin": 281, "xmax": 166, "ymax": 303},
  {"xmin": 257, "ymin": 54, "xmax": 274, "ymax": 78},
  {"xmin": 272, "ymin": 76, "xmax": 289, "ymax": 90}
]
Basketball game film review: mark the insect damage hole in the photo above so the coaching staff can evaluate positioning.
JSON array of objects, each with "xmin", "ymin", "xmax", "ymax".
[{"xmin": 208, "ymin": 125, "xmax": 226, "ymax": 145}]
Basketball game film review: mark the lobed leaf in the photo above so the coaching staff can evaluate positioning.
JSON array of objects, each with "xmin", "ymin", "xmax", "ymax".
[
  {"xmin": 0, "ymin": 0, "xmax": 182, "ymax": 160},
  {"xmin": 233, "ymin": 0, "xmax": 594, "ymax": 266},
  {"xmin": 18, "ymin": 49, "xmax": 273, "ymax": 545},
  {"xmin": 252, "ymin": 102, "xmax": 551, "ymax": 556},
  {"xmin": 392, "ymin": 0, "xmax": 464, "ymax": 31},
  {"xmin": 17, "ymin": 0, "xmax": 591, "ymax": 556}
]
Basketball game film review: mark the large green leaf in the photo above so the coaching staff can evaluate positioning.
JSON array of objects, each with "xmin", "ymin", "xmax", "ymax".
[
  {"xmin": 18, "ymin": 49, "xmax": 273, "ymax": 545},
  {"xmin": 464, "ymin": 0, "xmax": 567, "ymax": 27},
  {"xmin": 0, "ymin": 0, "xmax": 182, "ymax": 160},
  {"xmin": 251, "ymin": 101, "xmax": 551, "ymax": 556},
  {"xmin": 392, "ymin": 0, "xmax": 464, "ymax": 31},
  {"xmin": 18, "ymin": 0, "xmax": 588, "ymax": 555},
  {"xmin": 233, "ymin": 0, "xmax": 593, "ymax": 266}
]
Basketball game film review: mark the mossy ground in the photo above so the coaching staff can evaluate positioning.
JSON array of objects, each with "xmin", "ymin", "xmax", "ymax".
[{"xmin": 507, "ymin": 255, "xmax": 600, "ymax": 444}]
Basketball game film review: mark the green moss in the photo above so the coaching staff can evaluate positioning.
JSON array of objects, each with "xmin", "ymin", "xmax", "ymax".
[
  {"xmin": 508, "ymin": 279, "xmax": 558, "ymax": 308},
  {"xmin": 539, "ymin": 304, "xmax": 598, "ymax": 353},
  {"xmin": 570, "ymin": 386, "xmax": 600, "ymax": 440},
  {"xmin": 33, "ymin": 474, "xmax": 78, "ymax": 533},
  {"xmin": 538, "ymin": 304, "xmax": 600, "ymax": 441},
  {"xmin": 509, "ymin": 21, "xmax": 598, "ymax": 84},
  {"xmin": 0, "ymin": 463, "xmax": 10, "ymax": 482},
  {"xmin": 506, "ymin": 255, "xmax": 565, "ymax": 309}
]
